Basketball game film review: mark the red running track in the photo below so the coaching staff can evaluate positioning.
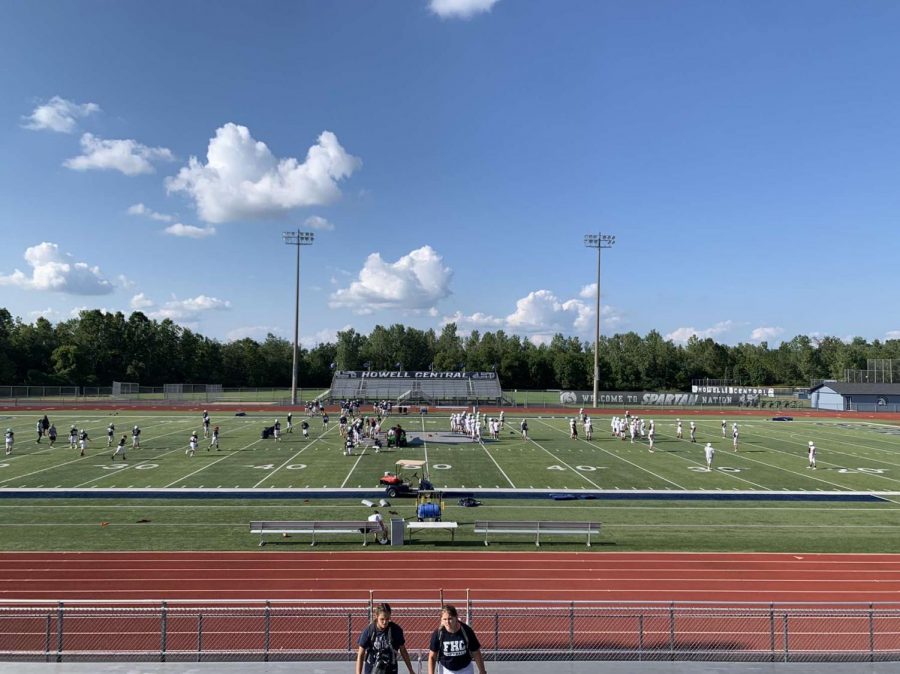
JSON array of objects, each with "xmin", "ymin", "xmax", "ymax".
[{"xmin": 2, "ymin": 551, "xmax": 900, "ymax": 604}]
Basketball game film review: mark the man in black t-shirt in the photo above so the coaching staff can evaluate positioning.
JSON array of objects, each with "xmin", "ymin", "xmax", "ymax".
[{"xmin": 428, "ymin": 604, "xmax": 486, "ymax": 674}]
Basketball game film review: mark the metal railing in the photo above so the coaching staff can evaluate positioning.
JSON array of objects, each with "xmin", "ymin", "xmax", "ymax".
[{"xmin": 1, "ymin": 600, "xmax": 899, "ymax": 663}]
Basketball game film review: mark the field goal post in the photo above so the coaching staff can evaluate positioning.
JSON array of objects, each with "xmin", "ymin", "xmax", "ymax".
[{"xmin": 112, "ymin": 381, "xmax": 139, "ymax": 400}]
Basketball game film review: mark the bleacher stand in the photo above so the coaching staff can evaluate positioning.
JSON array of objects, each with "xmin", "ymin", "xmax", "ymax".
[{"xmin": 330, "ymin": 370, "xmax": 502, "ymax": 407}]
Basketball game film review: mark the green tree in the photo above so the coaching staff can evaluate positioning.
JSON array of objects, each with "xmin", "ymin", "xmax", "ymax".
[{"xmin": 433, "ymin": 323, "xmax": 465, "ymax": 371}]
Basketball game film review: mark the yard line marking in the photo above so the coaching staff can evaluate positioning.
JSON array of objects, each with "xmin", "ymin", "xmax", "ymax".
[
  {"xmin": 254, "ymin": 431, "xmax": 327, "ymax": 488},
  {"xmin": 477, "ymin": 440, "xmax": 516, "ymax": 488},
  {"xmin": 420, "ymin": 416, "xmax": 430, "ymax": 468},
  {"xmin": 534, "ymin": 418, "xmax": 685, "ymax": 489},
  {"xmin": 164, "ymin": 439, "xmax": 263, "ymax": 488},
  {"xmin": 0, "ymin": 420, "xmax": 196, "ymax": 487},
  {"xmin": 752, "ymin": 425, "xmax": 900, "ymax": 477}
]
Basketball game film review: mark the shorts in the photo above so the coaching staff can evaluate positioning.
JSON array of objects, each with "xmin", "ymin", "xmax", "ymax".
[{"xmin": 438, "ymin": 663, "xmax": 474, "ymax": 674}]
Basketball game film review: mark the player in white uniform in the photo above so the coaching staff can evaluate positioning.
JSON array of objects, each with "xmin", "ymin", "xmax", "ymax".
[
  {"xmin": 569, "ymin": 418, "xmax": 578, "ymax": 439},
  {"xmin": 69, "ymin": 426, "xmax": 78, "ymax": 449},
  {"xmin": 721, "ymin": 420, "xmax": 727, "ymax": 437},
  {"xmin": 106, "ymin": 423, "xmax": 115, "ymax": 447},
  {"xmin": 202, "ymin": 411, "xmax": 210, "ymax": 438},
  {"xmin": 499, "ymin": 410, "xmax": 505, "ymax": 429},
  {"xmin": 273, "ymin": 419, "xmax": 281, "ymax": 442},
  {"xmin": 704, "ymin": 442, "xmax": 715, "ymax": 471},
  {"xmin": 689, "ymin": 421, "xmax": 697, "ymax": 443},
  {"xmin": 4, "ymin": 429, "xmax": 13, "ymax": 455},
  {"xmin": 676, "ymin": 419, "xmax": 683, "ymax": 439},
  {"xmin": 807, "ymin": 441, "xmax": 817, "ymax": 469},
  {"xmin": 78, "ymin": 429, "xmax": 89, "ymax": 457},
  {"xmin": 584, "ymin": 416, "xmax": 593, "ymax": 440},
  {"xmin": 132, "ymin": 425, "xmax": 141, "ymax": 449},
  {"xmin": 187, "ymin": 432, "xmax": 198, "ymax": 457},
  {"xmin": 520, "ymin": 419, "xmax": 529, "ymax": 440},
  {"xmin": 732, "ymin": 423, "xmax": 739, "ymax": 451}
]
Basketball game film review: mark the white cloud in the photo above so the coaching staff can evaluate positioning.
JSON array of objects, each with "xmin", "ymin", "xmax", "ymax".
[
  {"xmin": 329, "ymin": 245, "xmax": 452, "ymax": 312},
  {"xmin": 116, "ymin": 274, "xmax": 135, "ymax": 290},
  {"xmin": 166, "ymin": 124, "xmax": 361, "ymax": 223},
  {"xmin": 441, "ymin": 310, "xmax": 505, "ymax": 332},
  {"xmin": 665, "ymin": 321, "xmax": 735, "ymax": 345},
  {"xmin": 305, "ymin": 215, "xmax": 335, "ymax": 231},
  {"xmin": 29, "ymin": 308, "xmax": 56, "ymax": 321},
  {"xmin": 430, "ymin": 0, "xmax": 499, "ymax": 19},
  {"xmin": 164, "ymin": 223, "xmax": 217, "ymax": 238},
  {"xmin": 579, "ymin": 283, "xmax": 596, "ymax": 299},
  {"xmin": 147, "ymin": 294, "xmax": 231, "ymax": 322},
  {"xmin": 749, "ymin": 326, "xmax": 784, "ymax": 342},
  {"xmin": 442, "ymin": 290, "xmax": 623, "ymax": 344},
  {"xmin": 0, "ymin": 242, "xmax": 114, "ymax": 295},
  {"xmin": 128, "ymin": 203, "xmax": 174, "ymax": 222},
  {"xmin": 64, "ymin": 133, "xmax": 174, "ymax": 176},
  {"xmin": 69, "ymin": 306, "xmax": 111, "ymax": 318},
  {"xmin": 130, "ymin": 293, "xmax": 154, "ymax": 310},
  {"xmin": 225, "ymin": 325, "xmax": 281, "ymax": 342},
  {"xmin": 22, "ymin": 96, "xmax": 100, "ymax": 133},
  {"xmin": 886, "ymin": 331, "xmax": 900, "ymax": 340}
]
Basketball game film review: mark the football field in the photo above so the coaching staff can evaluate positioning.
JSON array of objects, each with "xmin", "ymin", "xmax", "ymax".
[{"xmin": 0, "ymin": 410, "xmax": 899, "ymax": 492}]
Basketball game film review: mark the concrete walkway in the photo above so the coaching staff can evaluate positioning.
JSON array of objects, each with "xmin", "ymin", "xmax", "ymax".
[{"xmin": 3, "ymin": 662, "xmax": 900, "ymax": 674}]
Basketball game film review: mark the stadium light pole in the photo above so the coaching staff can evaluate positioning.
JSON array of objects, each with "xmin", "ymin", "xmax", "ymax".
[
  {"xmin": 584, "ymin": 233, "xmax": 615, "ymax": 409},
  {"xmin": 283, "ymin": 230, "xmax": 315, "ymax": 406}
]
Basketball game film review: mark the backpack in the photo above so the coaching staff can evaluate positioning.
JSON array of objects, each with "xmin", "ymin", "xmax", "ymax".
[{"xmin": 367, "ymin": 623, "xmax": 395, "ymax": 672}]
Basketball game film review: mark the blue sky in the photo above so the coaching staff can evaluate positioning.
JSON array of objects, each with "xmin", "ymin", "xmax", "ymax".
[{"xmin": 2, "ymin": 0, "xmax": 900, "ymax": 348}]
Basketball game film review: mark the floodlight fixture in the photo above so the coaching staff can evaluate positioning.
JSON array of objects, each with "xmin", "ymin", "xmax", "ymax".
[
  {"xmin": 283, "ymin": 230, "xmax": 315, "ymax": 406},
  {"xmin": 584, "ymin": 232, "xmax": 616, "ymax": 409}
]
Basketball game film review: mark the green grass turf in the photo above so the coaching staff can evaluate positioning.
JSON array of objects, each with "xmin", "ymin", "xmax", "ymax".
[
  {"xmin": 0, "ymin": 498, "xmax": 898, "ymax": 553},
  {"xmin": 0, "ymin": 410, "xmax": 898, "ymax": 491},
  {"xmin": 1, "ymin": 409, "xmax": 899, "ymax": 552}
]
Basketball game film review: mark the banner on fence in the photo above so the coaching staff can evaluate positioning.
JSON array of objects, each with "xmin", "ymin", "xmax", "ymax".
[{"xmin": 559, "ymin": 391, "xmax": 761, "ymax": 406}]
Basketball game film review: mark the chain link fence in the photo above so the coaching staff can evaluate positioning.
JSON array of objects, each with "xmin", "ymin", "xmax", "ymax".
[
  {"xmin": 0, "ymin": 386, "xmax": 327, "ymax": 406},
  {"xmin": 2, "ymin": 600, "xmax": 899, "ymax": 664}
]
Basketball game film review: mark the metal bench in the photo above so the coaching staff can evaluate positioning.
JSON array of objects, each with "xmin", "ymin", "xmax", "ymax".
[
  {"xmin": 249, "ymin": 520, "xmax": 384, "ymax": 547},
  {"xmin": 473, "ymin": 520, "xmax": 601, "ymax": 547},
  {"xmin": 406, "ymin": 521, "xmax": 458, "ymax": 541}
]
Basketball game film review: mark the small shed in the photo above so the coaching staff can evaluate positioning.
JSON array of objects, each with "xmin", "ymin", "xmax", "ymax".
[{"xmin": 809, "ymin": 382, "xmax": 900, "ymax": 412}]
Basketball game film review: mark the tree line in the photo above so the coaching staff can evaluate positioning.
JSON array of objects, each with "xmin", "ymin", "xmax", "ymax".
[{"xmin": 0, "ymin": 307, "xmax": 895, "ymax": 390}]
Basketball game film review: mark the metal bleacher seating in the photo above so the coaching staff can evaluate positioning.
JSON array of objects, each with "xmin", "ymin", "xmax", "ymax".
[{"xmin": 329, "ymin": 371, "xmax": 502, "ymax": 405}]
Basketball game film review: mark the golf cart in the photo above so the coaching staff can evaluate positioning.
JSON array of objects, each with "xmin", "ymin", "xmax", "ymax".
[{"xmin": 379, "ymin": 459, "xmax": 432, "ymax": 498}]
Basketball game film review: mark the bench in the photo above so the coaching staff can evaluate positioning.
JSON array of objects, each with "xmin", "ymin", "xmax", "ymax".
[
  {"xmin": 406, "ymin": 521, "xmax": 458, "ymax": 542},
  {"xmin": 473, "ymin": 520, "xmax": 601, "ymax": 547},
  {"xmin": 249, "ymin": 520, "xmax": 385, "ymax": 547}
]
